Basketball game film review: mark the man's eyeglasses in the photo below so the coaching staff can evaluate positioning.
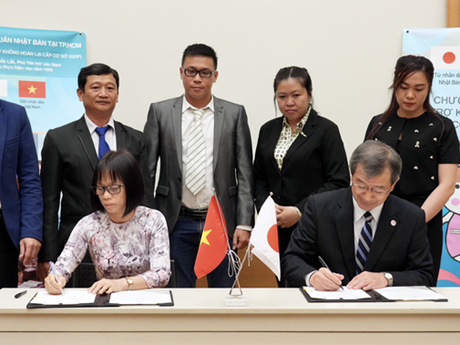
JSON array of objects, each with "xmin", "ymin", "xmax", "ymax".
[
  {"xmin": 91, "ymin": 184, "xmax": 124, "ymax": 196},
  {"xmin": 183, "ymin": 68, "xmax": 216, "ymax": 78},
  {"xmin": 352, "ymin": 183, "xmax": 391, "ymax": 195}
]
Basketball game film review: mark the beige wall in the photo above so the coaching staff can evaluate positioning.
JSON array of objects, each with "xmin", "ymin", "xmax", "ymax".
[{"xmin": 1, "ymin": 0, "xmax": 447, "ymax": 158}]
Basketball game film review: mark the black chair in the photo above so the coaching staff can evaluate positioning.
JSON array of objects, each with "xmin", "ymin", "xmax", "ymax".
[
  {"xmin": 166, "ymin": 259, "xmax": 177, "ymax": 288},
  {"xmin": 72, "ymin": 259, "xmax": 177, "ymax": 288}
]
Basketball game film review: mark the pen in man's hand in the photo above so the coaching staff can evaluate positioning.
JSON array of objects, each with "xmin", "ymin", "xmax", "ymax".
[{"xmin": 318, "ymin": 256, "xmax": 344, "ymax": 290}]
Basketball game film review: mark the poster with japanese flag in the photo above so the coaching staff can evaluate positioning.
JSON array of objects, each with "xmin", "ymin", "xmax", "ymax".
[{"xmin": 403, "ymin": 28, "xmax": 460, "ymax": 287}]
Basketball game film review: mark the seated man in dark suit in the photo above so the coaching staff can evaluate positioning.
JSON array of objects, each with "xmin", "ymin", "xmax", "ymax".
[{"xmin": 282, "ymin": 140, "xmax": 434, "ymax": 290}]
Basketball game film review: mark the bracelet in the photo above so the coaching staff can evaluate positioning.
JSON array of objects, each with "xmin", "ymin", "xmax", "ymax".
[
  {"xmin": 237, "ymin": 225, "xmax": 252, "ymax": 232},
  {"xmin": 295, "ymin": 207, "xmax": 302, "ymax": 219}
]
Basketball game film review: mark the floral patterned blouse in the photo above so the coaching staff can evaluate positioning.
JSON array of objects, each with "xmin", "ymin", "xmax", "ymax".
[{"xmin": 54, "ymin": 206, "xmax": 170, "ymax": 288}]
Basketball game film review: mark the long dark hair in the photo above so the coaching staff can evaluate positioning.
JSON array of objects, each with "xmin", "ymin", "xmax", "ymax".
[{"xmin": 367, "ymin": 55, "xmax": 441, "ymax": 139}]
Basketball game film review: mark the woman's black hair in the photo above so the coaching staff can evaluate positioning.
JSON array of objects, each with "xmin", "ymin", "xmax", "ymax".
[
  {"xmin": 90, "ymin": 149, "xmax": 144, "ymax": 217},
  {"xmin": 367, "ymin": 55, "xmax": 442, "ymax": 139}
]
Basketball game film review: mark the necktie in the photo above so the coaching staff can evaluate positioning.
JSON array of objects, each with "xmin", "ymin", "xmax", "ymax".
[
  {"xmin": 186, "ymin": 108, "xmax": 206, "ymax": 195},
  {"xmin": 356, "ymin": 211, "xmax": 373, "ymax": 275},
  {"xmin": 95, "ymin": 126, "xmax": 111, "ymax": 159}
]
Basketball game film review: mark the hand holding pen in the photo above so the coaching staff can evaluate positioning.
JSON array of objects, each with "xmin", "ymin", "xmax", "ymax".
[
  {"xmin": 310, "ymin": 256, "xmax": 344, "ymax": 291},
  {"xmin": 44, "ymin": 261, "xmax": 66, "ymax": 295}
]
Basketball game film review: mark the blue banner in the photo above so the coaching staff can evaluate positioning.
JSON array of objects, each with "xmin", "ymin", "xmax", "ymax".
[
  {"xmin": 0, "ymin": 26, "xmax": 87, "ymax": 155},
  {"xmin": 403, "ymin": 28, "xmax": 460, "ymax": 287}
]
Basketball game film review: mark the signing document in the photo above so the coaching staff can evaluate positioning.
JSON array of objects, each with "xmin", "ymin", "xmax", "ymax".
[{"xmin": 303, "ymin": 287, "xmax": 372, "ymax": 300}]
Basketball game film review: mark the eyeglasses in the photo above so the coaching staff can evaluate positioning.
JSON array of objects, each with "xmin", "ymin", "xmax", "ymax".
[
  {"xmin": 183, "ymin": 68, "xmax": 216, "ymax": 78},
  {"xmin": 352, "ymin": 183, "xmax": 391, "ymax": 195},
  {"xmin": 91, "ymin": 184, "xmax": 124, "ymax": 195}
]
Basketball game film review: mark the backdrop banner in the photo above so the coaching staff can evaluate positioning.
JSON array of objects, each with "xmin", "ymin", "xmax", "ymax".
[
  {"xmin": 403, "ymin": 28, "xmax": 460, "ymax": 287},
  {"xmin": 0, "ymin": 26, "xmax": 87, "ymax": 157}
]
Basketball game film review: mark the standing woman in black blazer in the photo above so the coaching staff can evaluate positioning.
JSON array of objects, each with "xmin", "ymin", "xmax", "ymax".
[
  {"xmin": 254, "ymin": 66, "xmax": 350, "ymax": 285},
  {"xmin": 365, "ymin": 55, "xmax": 459, "ymax": 282}
]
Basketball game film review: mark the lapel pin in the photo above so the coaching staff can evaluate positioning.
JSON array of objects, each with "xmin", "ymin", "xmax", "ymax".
[
  {"xmin": 300, "ymin": 131, "xmax": 307, "ymax": 137},
  {"xmin": 391, "ymin": 220, "xmax": 396, "ymax": 226}
]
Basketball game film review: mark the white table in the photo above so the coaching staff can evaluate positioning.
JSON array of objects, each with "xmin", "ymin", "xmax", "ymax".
[{"xmin": 0, "ymin": 287, "xmax": 459, "ymax": 344}]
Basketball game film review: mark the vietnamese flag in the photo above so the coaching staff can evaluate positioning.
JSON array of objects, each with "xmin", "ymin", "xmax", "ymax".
[
  {"xmin": 194, "ymin": 195, "xmax": 228, "ymax": 279},
  {"xmin": 18, "ymin": 81, "xmax": 46, "ymax": 98}
]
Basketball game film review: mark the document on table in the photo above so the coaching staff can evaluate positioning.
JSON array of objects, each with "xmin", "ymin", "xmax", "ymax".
[
  {"xmin": 374, "ymin": 286, "xmax": 448, "ymax": 301},
  {"xmin": 303, "ymin": 287, "xmax": 372, "ymax": 300},
  {"xmin": 30, "ymin": 290, "xmax": 96, "ymax": 305},
  {"xmin": 109, "ymin": 289, "xmax": 173, "ymax": 305}
]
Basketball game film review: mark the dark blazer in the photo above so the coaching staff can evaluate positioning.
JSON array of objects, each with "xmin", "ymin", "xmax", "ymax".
[
  {"xmin": 282, "ymin": 187, "xmax": 434, "ymax": 287},
  {"xmin": 39, "ymin": 116, "xmax": 154, "ymax": 262},
  {"xmin": 143, "ymin": 96, "xmax": 254, "ymax": 236},
  {"xmin": 0, "ymin": 100, "xmax": 42, "ymax": 248},
  {"xmin": 254, "ymin": 109, "xmax": 349, "ymax": 212}
]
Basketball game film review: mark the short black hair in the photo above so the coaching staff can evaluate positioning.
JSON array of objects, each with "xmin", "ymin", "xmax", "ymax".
[
  {"xmin": 90, "ymin": 150, "xmax": 144, "ymax": 217},
  {"xmin": 78, "ymin": 63, "xmax": 120, "ymax": 91},
  {"xmin": 182, "ymin": 44, "xmax": 218, "ymax": 69},
  {"xmin": 350, "ymin": 140, "xmax": 402, "ymax": 185}
]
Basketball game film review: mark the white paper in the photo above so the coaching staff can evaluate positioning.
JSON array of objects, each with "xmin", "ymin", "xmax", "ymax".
[
  {"xmin": 30, "ymin": 290, "xmax": 96, "ymax": 305},
  {"xmin": 110, "ymin": 289, "xmax": 172, "ymax": 305},
  {"xmin": 303, "ymin": 286, "xmax": 372, "ymax": 300},
  {"xmin": 374, "ymin": 286, "xmax": 447, "ymax": 301}
]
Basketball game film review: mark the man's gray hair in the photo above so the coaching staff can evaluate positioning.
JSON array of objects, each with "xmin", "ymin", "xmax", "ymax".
[{"xmin": 350, "ymin": 140, "xmax": 402, "ymax": 184}]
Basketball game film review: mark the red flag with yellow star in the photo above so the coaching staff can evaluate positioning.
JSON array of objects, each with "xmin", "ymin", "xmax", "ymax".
[
  {"xmin": 18, "ymin": 81, "xmax": 46, "ymax": 98},
  {"xmin": 194, "ymin": 195, "xmax": 228, "ymax": 279}
]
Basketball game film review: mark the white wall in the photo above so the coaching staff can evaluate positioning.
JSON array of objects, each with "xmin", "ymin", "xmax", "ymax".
[{"xmin": 2, "ymin": 0, "xmax": 446, "ymax": 157}]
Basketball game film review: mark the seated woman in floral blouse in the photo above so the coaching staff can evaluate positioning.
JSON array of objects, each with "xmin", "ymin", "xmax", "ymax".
[{"xmin": 45, "ymin": 149, "xmax": 170, "ymax": 294}]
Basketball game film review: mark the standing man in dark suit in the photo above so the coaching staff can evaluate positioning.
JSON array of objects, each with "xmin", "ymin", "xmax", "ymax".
[
  {"xmin": 0, "ymin": 100, "xmax": 42, "ymax": 288},
  {"xmin": 282, "ymin": 140, "xmax": 434, "ymax": 290},
  {"xmin": 38, "ymin": 63, "xmax": 154, "ymax": 283},
  {"xmin": 143, "ymin": 44, "xmax": 254, "ymax": 288}
]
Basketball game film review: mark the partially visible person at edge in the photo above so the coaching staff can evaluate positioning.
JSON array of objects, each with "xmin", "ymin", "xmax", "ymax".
[
  {"xmin": 45, "ymin": 150, "xmax": 170, "ymax": 295},
  {"xmin": 254, "ymin": 66, "xmax": 349, "ymax": 286},
  {"xmin": 0, "ymin": 99, "xmax": 43, "ymax": 288},
  {"xmin": 365, "ymin": 55, "xmax": 459, "ymax": 283}
]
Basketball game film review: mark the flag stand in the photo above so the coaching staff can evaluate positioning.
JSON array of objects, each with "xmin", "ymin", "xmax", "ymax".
[{"xmin": 225, "ymin": 248, "xmax": 250, "ymax": 307}]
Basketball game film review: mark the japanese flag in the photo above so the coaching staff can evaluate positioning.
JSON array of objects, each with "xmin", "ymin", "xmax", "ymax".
[
  {"xmin": 249, "ymin": 195, "xmax": 280, "ymax": 280},
  {"xmin": 430, "ymin": 46, "xmax": 460, "ymax": 70}
]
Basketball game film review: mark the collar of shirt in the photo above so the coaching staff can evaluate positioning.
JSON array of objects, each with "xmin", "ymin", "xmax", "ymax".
[
  {"xmin": 84, "ymin": 114, "xmax": 116, "ymax": 153},
  {"xmin": 84, "ymin": 114, "xmax": 115, "ymax": 134},
  {"xmin": 182, "ymin": 95, "xmax": 215, "ymax": 114},
  {"xmin": 352, "ymin": 196, "xmax": 384, "ymax": 227},
  {"xmin": 282, "ymin": 103, "xmax": 312, "ymax": 134}
]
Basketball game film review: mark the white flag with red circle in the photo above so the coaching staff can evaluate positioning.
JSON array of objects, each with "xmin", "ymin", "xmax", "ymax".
[{"xmin": 249, "ymin": 195, "xmax": 280, "ymax": 280}]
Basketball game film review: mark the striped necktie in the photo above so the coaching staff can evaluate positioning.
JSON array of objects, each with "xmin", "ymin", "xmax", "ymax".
[
  {"xmin": 95, "ymin": 126, "xmax": 111, "ymax": 159},
  {"xmin": 185, "ymin": 108, "xmax": 206, "ymax": 195},
  {"xmin": 356, "ymin": 211, "xmax": 373, "ymax": 275}
]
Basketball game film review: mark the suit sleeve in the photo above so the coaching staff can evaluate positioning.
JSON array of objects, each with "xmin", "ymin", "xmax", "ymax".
[
  {"xmin": 143, "ymin": 103, "xmax": 161, "ymax": 195},
  {"xmin": 253, "ymin": 126, "xmax": 270, "ymax": 212},
  {"xmin": 295, "ymin": 124, "xmax": 349, "ymax": 213},
  {"xmin": 38, "ymin": 130, "xmax": 62, "ymax": 262},
  {"xmin": 17, "ymin": 109, "xmax": 43, "ymax": 241},
  {"xmin": 138, "ymin": 134, "xmax": 156, "ymax": 209},
  {"xmin": 282, "ymin": 195, "xmax": 319, "ymax": 286},
  {"xmin": 234, "ymin": 106, "xmax": 255, "ymax": 227},
  {"xmin": 391, "ymin": 210, "xmax": 434, "ymax": 286}
]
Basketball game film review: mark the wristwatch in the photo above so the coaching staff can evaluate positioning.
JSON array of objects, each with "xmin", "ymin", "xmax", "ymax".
[
  {"xmin": 383, "ymin": 272, "xmax": 393, "ymax": 287},
  {"xmin": 126, "ymin": 278, "xmax": 134, "ymax": 291}
]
